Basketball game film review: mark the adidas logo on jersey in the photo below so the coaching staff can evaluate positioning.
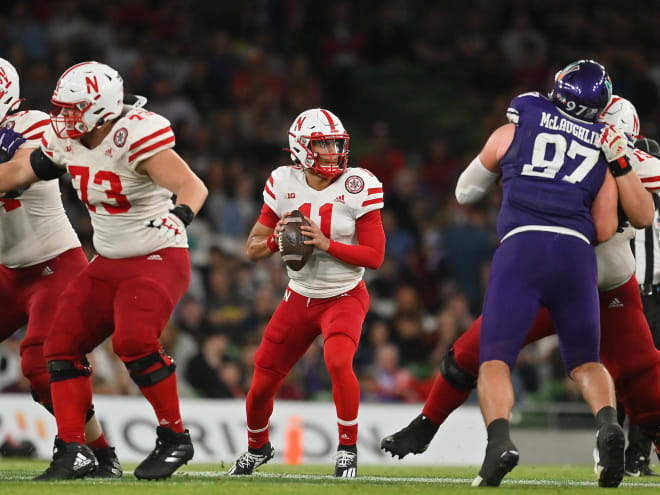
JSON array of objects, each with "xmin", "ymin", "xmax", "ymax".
[
  {"xmin": 41, "ymin": 266, "xmax": 54, "ymax": 277},
  {"xmin": 608, "ymin": 297, "xmax": 623, "ymax": 308},
  {"xmin": 334, "ymin": 194, "xmax": 345, "ymax": 203},
  {"xmin": 147, "ymin": 254, "xmax": 163, "ymax": 261}
]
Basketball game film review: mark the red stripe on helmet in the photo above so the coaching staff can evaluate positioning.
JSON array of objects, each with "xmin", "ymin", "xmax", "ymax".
[{"xmin": 320, "ymin": 109, "xmax": 337, "ymax": 132}]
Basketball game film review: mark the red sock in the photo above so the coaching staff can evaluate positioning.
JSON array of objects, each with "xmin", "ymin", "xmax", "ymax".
[
  {"xmin": 88, "ymin": 433, "xmax": 109, "ymax": 450},
  {"xmin": 138, "ymin": 373, "xmax": 184, "ymax": 433},
  {"xmin": 422, "ymin": 373, "xmax": 472, "ymax": 425},
  {"xmin": 246, "ymin": 368, "xmax": 282, "ymax": 449},
  {"xmin": 51, "ymin": 376, "xmax": 92, "ymax": 444},
  {"xmin": 324, "ymin": 335, "xmax": 359, "ymax": 446}
]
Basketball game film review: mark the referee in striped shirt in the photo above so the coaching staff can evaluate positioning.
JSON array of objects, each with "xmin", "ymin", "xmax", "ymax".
[{"xmin": 628, "ymin": 137, "xmax": 660, "ymax": 476}]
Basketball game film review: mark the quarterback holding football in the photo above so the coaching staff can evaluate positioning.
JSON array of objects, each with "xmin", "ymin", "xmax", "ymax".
[{"xmin": 229, "ymin": 108, "xmax": 386, "ymax": 478}]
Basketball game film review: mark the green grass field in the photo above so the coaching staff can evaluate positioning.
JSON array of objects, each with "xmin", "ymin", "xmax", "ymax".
[{"xmin": 2, "ymin": 461, "xmax": 660, "ymax": 494}]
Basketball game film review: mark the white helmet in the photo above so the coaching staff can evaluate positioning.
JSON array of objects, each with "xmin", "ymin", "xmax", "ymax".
[
  {"xmin": 0, "ymin": 58, "xmax": 20, "ymax": 122},
  {"xmin": 50, "ymin": 61, "xmax": 124, "ymax": 139},
  {"xmin": 287, "ymin": 108, "xmax": 350, "ymax": 178},
  {"xmin": 598, "ymin": 95, "xmax": 640, "ymax": 136}
]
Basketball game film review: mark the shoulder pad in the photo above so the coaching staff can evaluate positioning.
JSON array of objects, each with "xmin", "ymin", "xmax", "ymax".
[
  {"xmin": 343, "ymin": 168, "xmax": 384, "ymax": 214},
  {"xmin": 506, "ymin": 92, "xmax": 544, "ymax": 124},
  {"xmin": 4, "ymin": 110, "xmax": 51, "ymax": 148},
  {"xmin": 121, "ymin": 109, "xmax": 175, "ymax": 166}
]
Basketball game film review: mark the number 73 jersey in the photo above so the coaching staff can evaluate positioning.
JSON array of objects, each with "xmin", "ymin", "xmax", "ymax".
[
  {"xmin": 264, "ymin": 166, "xmax": 384, "ymax": 298},
  {"xmin": 40, "ymin": 108, "xmax": 186, "ymax": 259}
]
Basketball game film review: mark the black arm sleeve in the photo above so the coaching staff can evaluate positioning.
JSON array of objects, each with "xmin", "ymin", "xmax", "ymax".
[{"xmin": 30, "ymin": 148, "xmax": 66, "ymax": 180}]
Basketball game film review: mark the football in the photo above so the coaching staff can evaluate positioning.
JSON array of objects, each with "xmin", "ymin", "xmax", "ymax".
[{"xmin": 278, "ymin": 209, "xmax": 313, "ymax": 271}]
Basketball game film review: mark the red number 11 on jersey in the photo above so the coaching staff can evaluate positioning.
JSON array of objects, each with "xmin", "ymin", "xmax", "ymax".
[{"xmin": 298, "ymin": 202, "xmax": 333, "ymax": 238}]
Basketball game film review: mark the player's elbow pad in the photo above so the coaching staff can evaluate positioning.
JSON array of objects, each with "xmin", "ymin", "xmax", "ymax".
[
  {"xmin": 455, "ymin": 155, "xmax": 499, "ymax": 205},
  {"xmin": 30, "ymin": 149, "xmax": 65, "ymax": 180}
]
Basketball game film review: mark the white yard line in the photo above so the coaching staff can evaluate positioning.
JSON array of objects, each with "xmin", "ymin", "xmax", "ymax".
[{"xmin": 3, "ymin": 470, "xmax": 660, "ymax": 488}]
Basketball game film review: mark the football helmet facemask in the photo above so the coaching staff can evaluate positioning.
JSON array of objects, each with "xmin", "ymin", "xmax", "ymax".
[
  {"xmin": 50, "ymin": 61, "xmax": 124, "ymax": 139},
  {"xmin": 287, "ymin": 108, "xmax": 350, "ymax": 178},
  {"xmin": 0, "ymin": 58, "xmax": 20, "ymax": 122}
]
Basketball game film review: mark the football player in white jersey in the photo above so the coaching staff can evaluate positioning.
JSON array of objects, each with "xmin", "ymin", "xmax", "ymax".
[
  {"xmin": 382, "ymin": 95, "xmax": 660, "ymax": 479},
  {"xmin": 228, "ymin": 109, "xmax": 385, "ymax": 478},
  {"xmin": 0, "ymin": 58, "xmax": 121, "ymax": 478},
  {"xmin": 0, "ymin": 61, "xmax": 208, "ymax": 480}
]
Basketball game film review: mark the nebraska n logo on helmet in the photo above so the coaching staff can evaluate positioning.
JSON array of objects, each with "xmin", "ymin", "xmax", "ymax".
[
  {"xmin": 0, "ymin": 58, "xmax": 21, "ymax": 122},
  {"xmin": 286, "ymin": 108, "xmax": 350, "ymax": 178},
  {"xmin": 598, "ymin": 95, "xmax": 640, "ymax": 137},
  {"xmin": 550, "ymin": 59, "xmax": 612, "ymax": 122},
  {"xmin": 50, "ymin": 61, "xmax": 124, "ymax": 139}
]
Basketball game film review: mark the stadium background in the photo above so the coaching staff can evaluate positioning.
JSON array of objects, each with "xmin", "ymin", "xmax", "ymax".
[{"xmin": 0, "ymin": 0, "xmax": 658, "ymax": 464}]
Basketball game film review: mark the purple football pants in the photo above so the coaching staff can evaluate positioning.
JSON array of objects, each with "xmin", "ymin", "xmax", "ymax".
[{"xmin": 480, "ymin": 230, "xmax": 600, "ymax": 373}]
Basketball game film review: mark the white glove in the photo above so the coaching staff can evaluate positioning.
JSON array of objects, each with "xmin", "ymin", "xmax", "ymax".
[
  {"xmin": 145, "ymin": 212, "xmax": 186, "ymax": 243},
  {"xmin": 601, "ymin": 124, "xmax": 628, "ymax": 163}
]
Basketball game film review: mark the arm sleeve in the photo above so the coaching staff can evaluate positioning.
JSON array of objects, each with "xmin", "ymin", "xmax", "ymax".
[
  {"xmin": 257, "ymin": 202, "xmax": 279, "ymax": 228},
  {"xmin": 455, "ymin": 155, "xmax": 500, "ymax": 204},
  {"xmin": 30, "ymin": 148, "xmax": 66, "ymax": 180},
  {"xmin": 327, "ymin": 210, "xmax": 385, "ymax": 269}
]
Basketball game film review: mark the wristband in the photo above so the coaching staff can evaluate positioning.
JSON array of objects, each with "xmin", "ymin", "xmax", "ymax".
[
  {"xmin": 267, "ymin": 232, "xmax": 279, "ymax": 252},
  {"xmin": 608, "ymin": 156, "xmax": 632, "ymax": 178},
  {"xmin": 170, "ymin": 204, "xmax": 194, "ymax": 226}
]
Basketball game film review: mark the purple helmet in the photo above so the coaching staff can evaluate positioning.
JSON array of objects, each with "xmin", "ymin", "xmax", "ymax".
[{"xmin": 550, "ymin": 60, "xmax": 612, "ymax": 122}]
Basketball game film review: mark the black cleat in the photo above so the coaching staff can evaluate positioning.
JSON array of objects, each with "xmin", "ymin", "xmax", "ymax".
[
  {"xmin": 380, "ymin": 414, "xmax": 439, "ymax": 459},
  {"xmin": 228, "ymin": 442, "xmax": 274, "ymax": 475},
  {"xmin": 134, "ymin": 427, "xmax": 194, "ymax": 480},
  {"xmin": 91, "ymin": 446, "xmax": 123, "ymax": 478},
  {"xmin": 594, "ymin": 423, "xmax": 625, "ymax": 488},
  {"xmin": 34, "ymin": 438, "xmax": 96, "ymax": 481},
  {"xmin": 625, "ymin": 455, "xmax": 660, "ymax": 477},
  {"xmin": 334, "ymin": 444, "xmax": 358, "ymax": 478},
  {"xmin": 472, "ymin": 440, "xmax": 519, "ymax": 487}
]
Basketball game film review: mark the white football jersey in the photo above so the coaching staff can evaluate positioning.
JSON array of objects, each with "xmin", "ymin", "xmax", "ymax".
[
  {"xmin": 264, "ymin": 166, "xmax": 384, "ymax": 298},
  {"xmin": 0, "ymin": 110, "xmax": 80, "ymax": 268},
  {"xmin": 41, "ymin": 107, "xmax": 186, "ymax": 259},
  {"xmin": 597, "ymin": 145, "xmax": 660, "ymax": 290}
]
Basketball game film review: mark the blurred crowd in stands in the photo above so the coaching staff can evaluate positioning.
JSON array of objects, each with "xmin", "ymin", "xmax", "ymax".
[{"xmin": 1, "ymin": 0, "xmax": 658, "ymax": 407}]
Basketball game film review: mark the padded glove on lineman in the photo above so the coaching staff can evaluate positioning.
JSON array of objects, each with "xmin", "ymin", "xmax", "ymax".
[
  {"xmin": 145, "ymin": 204, "xmax": 194, "ymax": 244},
  {"xmin": 601, "ymin": 124, "xmax": 632, "ymax": 177},
  {"xmin": 0, "ymin": 126, "xmax": 26, "ymax": 163}
]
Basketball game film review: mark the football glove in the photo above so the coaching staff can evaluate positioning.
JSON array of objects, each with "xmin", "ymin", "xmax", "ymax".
[
  {"xmin": 0, "ymin": 126, "xmax": 26, "ymax": 163},
  {"xmin": 601, "ymin": 124, "xmax": 632, "ymax": 177},
  {"xmin": 144, "ymin": 204, "xmax": 194, "ymax": 244}
]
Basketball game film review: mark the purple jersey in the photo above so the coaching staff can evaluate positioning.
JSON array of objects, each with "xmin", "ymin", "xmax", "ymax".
[{"xmin": 498, "ymin": 92, "xmax": 609, "ymax": 243}]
